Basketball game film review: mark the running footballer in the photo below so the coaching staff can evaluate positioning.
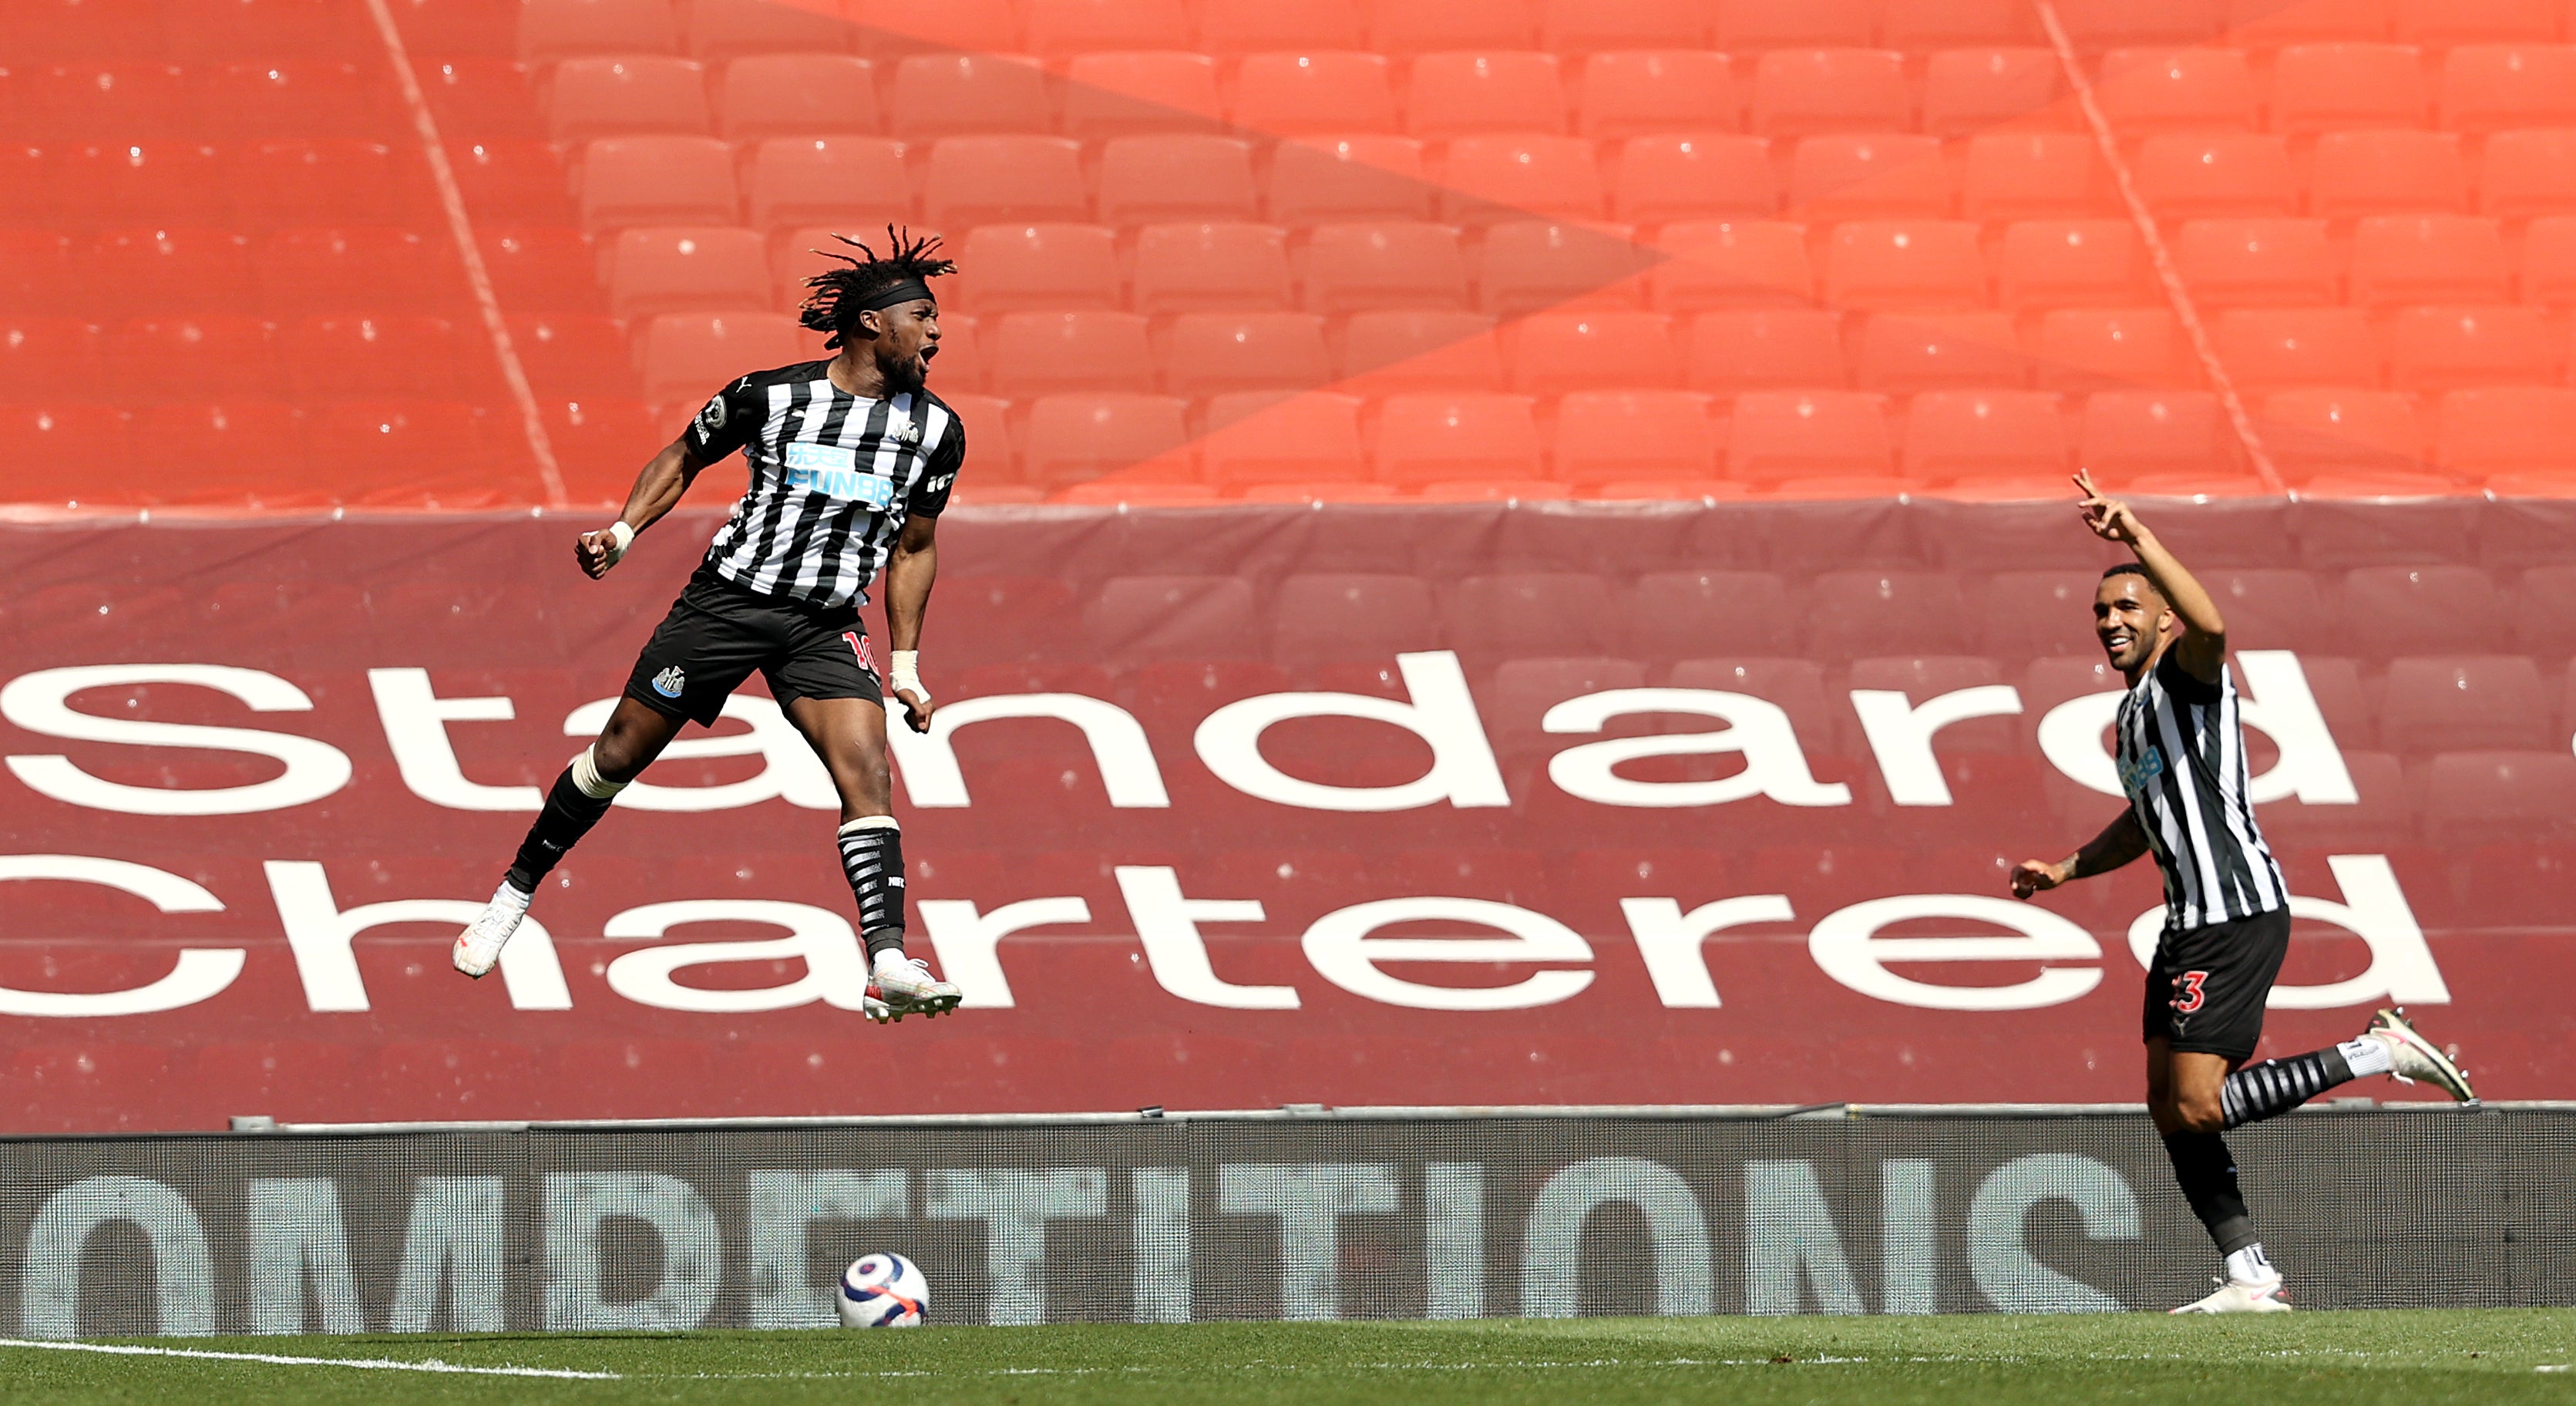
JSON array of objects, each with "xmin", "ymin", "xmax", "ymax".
[
  {"xmin": 2011, "ymin": 472, "xmax": 2475, "ymax": 1314},
  {"xmin": 452, "ymin": 229, "xmax": 965, "ymax": 1021}
]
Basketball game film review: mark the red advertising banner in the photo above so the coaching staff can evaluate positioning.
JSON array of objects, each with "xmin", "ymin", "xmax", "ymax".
[{"xmin": 4, "ymin": 499, "xmax": 2572, "ymax": 1132}]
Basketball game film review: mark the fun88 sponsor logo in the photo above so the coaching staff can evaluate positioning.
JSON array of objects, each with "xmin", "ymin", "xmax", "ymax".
[{"xmin": 783, "ymin": 444, "xmax": 894, "ymax": 507}]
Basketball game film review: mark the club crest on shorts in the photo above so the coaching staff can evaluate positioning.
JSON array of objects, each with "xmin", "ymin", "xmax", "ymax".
[{"xmin": 651, "ymin": 665, "xmax": 686, "ymax": 698}]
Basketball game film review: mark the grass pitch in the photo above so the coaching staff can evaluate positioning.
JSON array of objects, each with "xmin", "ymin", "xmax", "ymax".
[{"xmin": 3, "ymin": 1310, "xmax": 2571, "ymax": 1405}]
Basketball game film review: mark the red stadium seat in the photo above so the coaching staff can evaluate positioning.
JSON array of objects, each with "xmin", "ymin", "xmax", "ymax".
[
  {"xmin": 1477, "ymin": 220, "xmax": 1646, "ymax": 315},
  {"xmin": 1021, "ymin": 394, "xmax": 1191, "ymax": 487},
  {"xmin": 1883, "ymin": 0, "xmax": 2037, "ymax": 48},
  {"xmin": 1097, "ymin": 137, "xmax": 1259, "ymax": 226},
  {"xmin": 2399, "ymin": 0, "xmax": 2558, "ymax": 46},
  {"xmin": 2434, "ymin": 387, "xmax": 2576, "ymax": 476},
  {"xmin": 1438, "ymin": 136, "xmax": 1605, "ymax": 224},
  {"xmin": 2480, "ymin": 129, "xmax": 2576, "ymax": 220},
  {"xmin": 604, "ymin": 226, "xmax": 769, "ymax": 320},
  {"xmin": 2521, "ymin": 217, "xmax": 2576, "ymax": 308},
  {"xmin": 2215, "ymin": 308, "xmax": 2382, "ymax": 391},
  {"xmin": 1368, "ymin": 0, "xmax": 1536, "ymax": 54},
  {"xmin": 1300, "ymin": 222, "xmax": 1471, "ymax": 314},
  {"xmin": 1959, "ymin": 133, "xmax": 2120, "ymax": 221},
  {"xmin": 518, "ymin": 0, "xmax": 678, "ymax": 64},
  {"xmin": 254, "ymin": 227, "xmax": 459, "ymax": 316},
  {"xmin": 1024, "ymin": 0, "xmax": 1189, "ymax": 56},
  {"xmin": 1196, "ymin": 0, "xmax": 1365, "ymax": 53},
  {"xmin": 953, "ymin": 224, "xmax": 1121, "ymax": 312},
  {"xmin": 450, "ymin": 141, "xmax": 577, "ymax": 223},
  {"xmin": 1683, "ymin": 308, "xmax": 1848, "ymax": 390},
  {"xmin": 852, "ymin": 0, "xmax": 1021, "ymax": 54},
  {"xmin": 478, "ymin": 227, "xmax": 604, "ymax": 313},
  {"xmin": 1157, "ymin": 313, "xmax": 1330, "ymax": 396},
  {"xmin": 2518, "ymin": 566, "xmax": 2576, "ymax": 652},
  {"xmin": 1843, "ymin": 656, "xmax": 2015, "ymax": 750},
  {"xmin": 1576, "ymin": 51, "xmax": 1739, "ymax": 138},
  {"xmin": 1919, "ymin": 48, "xmax": 2068, "ymax": 138},
  {"xmin": 227, "ymin": 140, "xmax": 414, "ymax": 231},
  {"xmin": 545, "ymin": 56, "xmax": 711, "ymax": 143},
  {"xmin": 105, "ymin": 318, "xmax": 277, "ymax": 398},
  {"xmin": 1372, "ymin": 392, "xmax": 1543, "ymax": 483},
  {"xmin": 2267, "ymin": 42, "xmax": 2428, "ymax": 135},
  {"xmin": 637, "ymin": 311, "xmax": 809, "ymax": 402},
  {"xmin": 2344, "ymin": 565, "xmax": 2508, "ymax": 655},
  {"xmin": 1441, "ymin": 570, "xmax": 1617, "ymax": 658},
  {"xmin": 2437, "ymin": 45, "xmax": 2576, "ymax": 132},
  {"xmin": 1725, "ymin": 390, "xmax": 1892, "ymax": 482},
  {"xmin": 2079, "ymin": 390, "xmax": 2238, "ymax": 482},
  {"xmin": 1901, "ymin": 388, "xmax": 2070, "ymax": 482},
  {"xmin": 886, "ymin": 55, "xmax": 1051, "ymax": 141},
  {"xmin": 1718, "ymin": 0, "xmax": 1874, "ymax": 49},
  {"xmin": 1229, "ymin": 52, "xmax": 1399, "ymax": 134},
  {"xmin": 923, "ymin": 312, "xmax": 984, "ymax": 391},
  {"xmin": 2423, "ymin": 753, "xmax": 2576, "ymax": 846},
  {"xmin": 193, "ymin": 60, "xmax": 395, "ymax": 142},
  {"xmin": 684, "ymin": 0, "xmax": 855, "ymax": 62},
  {"xmin": 1407, "ymin": 52, "xmax": 1569, "ymax": 139},
  {"xmin": 577, "ymin": 136, "xmax": 738, "ymax": 231},
  {"xmin": 1503, "ymin": 311, "xmax": 1680, "ymax": 394},
  {"xmin": 2307, "ymin": 130, "xmax": 2467, "ymax": 220},
  {"xmin": 1747, "ymin": 49, "xmax": 1911, "ymax": 136},
  {"xmin": 135, "ymin": 400, "xmax": 303, "ymax": 493},
  {"xmin": 1061, "ymin": 52, "xmax": 1225, "ymax": 141},
  {"xmin": 1854, "ymin": 311, "xmax": 2030, "ymax": 391},
  {"xmin": 2386, "ymin": 305, "xmax": 2551, "ymax": 390},
  {"xmin": 1272, "ymin": 572, "xmax": 1435, "ymax": 661},
  {"xmin": 1787, "ymin": 133, "xmax": 1952, "ymax": 220},
  {"xmin": 2349, "ymin": 217, "xmax": 2504, "ymax": 308},
  {"xmin": 2383, "ymin": 656, "xmax": 2554, "ymax": 749},
  {"xmin": 49, "ymin": 142, "xmax": 224, "ymax": 224},
  {"xmin": 0, "ymin": 320, "xmax": 99, "ymax": 400},
  {"xmin": 1647, "ymin": 220, "xmax": 1814, "ymax": 311},
  {"xmin": 280, "ymin": 315, "xmax": 466, "ymax": 399},
  {"xmin": 18, "ymin": 63, "xmax": 190, "ymax": 143},
  {"xmin": 307, "ymin": 400, "xmax": 486, "ymax": 484},
  {"xmin": 419, "ymin": 59, "xmax": 547, "ymax": 140},
  {"xmin": 988, "ymin": 311, "xmax": 1153, "ymax": 398},
  {"xmin": 2050, "ymin": 0, "xmax": 2223, "ymax": 50},
  {"xmin": 1612, "ymin": 136, "xmax": 1776, "ymax": 225},
  {"xmin": 924, "ymin": 137, "xmax": 1087, "ymax": 229},
  {"xmin": 1997, "ymin": 220, "xmax": 2149, "ymax": 312},
  {"xmin": 1336, "ymin": 311, "xmax": 1505, "ymax": 389},
  {"xmin": 505, "ymin": 314, "xmax": 634, "ymax": 397},
  {"xmin": 0, "ymin": 231, "xmax": 74, "ymax": 317},
  {"xmin": 2170, "ymin": 218, "xmax": 2336, "ymax": 308},
  {"xmin": 541, "ymin": 396, "xmax": 661, "ymax": 490},
  {"xmin": 2093, "ymin": 47, "xmax": 2258, "ymax": 135},
  {"xmin": 5, "ymin": 405, "xmax": 126, "ymax": 496},
  {"xmin": 1626, "ymin": 570, "xmax": 1794, "ymax": 654},
  {"xmin": 1264, "ymin": 137, "xmax": 1431, "ymax": 224},
  {"xmin": 1804, "ymin": 570, "xmax": 1970, "ymax": 656},
  {"xmin": 76, "ymin": 227, "xmax": 256, "ymax": 320},
  {"xmin": 1198, "ymin": 391, "xmax": 1367, "ymax": 486},
  {"xmin": 715, "ymin": 56, "xmax": 878, "ymax": 140},
  {"xmin": 2131, "ymin": 134, "xmax": 2297, "ymax": 221},
  {"xmin": 2260, "ymin": 388, "xmax": 2430, "ymax": 481},
  {"xmin": 742, "ymin": 137, "xmax": 909, "ymax": 233},
  {"xmin": 1129, "ymin": 224, "xmax": 1293, "ymax": 316},
  {"xmin": 1549, "ymin": 390, "xmax": 1718, "ymax": 481},
  {"xmin": 1821, "ymin": 220, "xmax": 1989, "ymax": 311}
]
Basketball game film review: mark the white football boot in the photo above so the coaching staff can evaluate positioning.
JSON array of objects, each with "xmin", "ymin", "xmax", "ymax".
[
  {"xmin": 865, "ymin": 949, "xmax": 963, "ymax": 1023},
  {"xmin": 452, "ymin": 881, "xmax": 533, "ymax": 978},
  {"xmin": 2362, "ymin": 1007, "xmax": 2477, "ymax": 1104},
  {"xmin": 2171, "ymin": 1276, "xmax": 2292, "ymax": 1314}
]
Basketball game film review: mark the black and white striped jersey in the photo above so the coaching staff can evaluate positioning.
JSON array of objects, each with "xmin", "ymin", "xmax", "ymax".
[
  {"xmin": 2116, "ymin": 650, "xmax": 2288, "ymax": 932},
  {"xmin": 682, "ymin": 361, "xmax": 963, "ymax": 610}
]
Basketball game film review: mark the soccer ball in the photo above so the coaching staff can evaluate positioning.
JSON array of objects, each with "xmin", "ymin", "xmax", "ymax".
[{"xmin": 836, "ymin": 1253, "xmax": 929, "ymax": 1328}]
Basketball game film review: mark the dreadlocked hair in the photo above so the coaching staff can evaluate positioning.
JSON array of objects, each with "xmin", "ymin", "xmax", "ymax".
[{"xmin": 799, "ymin": 227, "xmax": 957, "ymax": 349}]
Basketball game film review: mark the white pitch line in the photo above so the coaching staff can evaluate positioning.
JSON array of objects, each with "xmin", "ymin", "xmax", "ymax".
[{"xmin": 0, "ymin": 1338, "xmax": 620, "ymax": 1380}]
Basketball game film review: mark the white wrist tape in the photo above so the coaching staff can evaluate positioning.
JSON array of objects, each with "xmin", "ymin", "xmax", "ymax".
[
  {"xmin": 601, "ymin": 520, "xmax": 634, "ymax": 565},
  {"xmin": 889, "ymin": 649, "xmax": 924, "ymax": 700}
]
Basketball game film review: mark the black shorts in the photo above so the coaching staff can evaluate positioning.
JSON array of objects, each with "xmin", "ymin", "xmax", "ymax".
[
  {"xmin": 2141, "ymin": 906, "xmax": 2292, "ymax": 1062},
  {"xmin": 622, "ymin": 566, "xmax": 882, "ymax": 727}
]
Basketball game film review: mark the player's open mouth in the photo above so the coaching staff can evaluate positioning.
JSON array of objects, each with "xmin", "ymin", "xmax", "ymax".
[{"xmin": 2104, "ymin": 631, "xmax": 2134, "ymax": 653}]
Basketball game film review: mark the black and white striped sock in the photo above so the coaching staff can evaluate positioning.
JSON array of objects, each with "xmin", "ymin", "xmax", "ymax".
[
  {"xmin": 836, "ymin": 816, "xmax": 907, "ymax": 960},
  {"xmin": 2221, "ymin": 1045, "xmax": 2359, "ymax": 1128}
]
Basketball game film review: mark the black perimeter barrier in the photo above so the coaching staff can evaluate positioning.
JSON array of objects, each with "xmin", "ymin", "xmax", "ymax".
[{"xmin": 4, "ymin": 1104, "xmax": 2568, "ymax": 1336}]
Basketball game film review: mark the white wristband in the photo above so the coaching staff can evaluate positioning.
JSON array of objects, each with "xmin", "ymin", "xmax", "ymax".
[
  {"xmin": 889, "ymin": 649, "xmax": 924, "ymax": 700},
  {"xmin": 601, "ymin": 520, "xmax": 634, "ymax": 565}
]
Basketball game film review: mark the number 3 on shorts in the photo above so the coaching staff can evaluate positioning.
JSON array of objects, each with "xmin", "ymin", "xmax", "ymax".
[{"xmin": 2172, "ymin": 970, "xmax": 2208, "ymax": 1014}]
